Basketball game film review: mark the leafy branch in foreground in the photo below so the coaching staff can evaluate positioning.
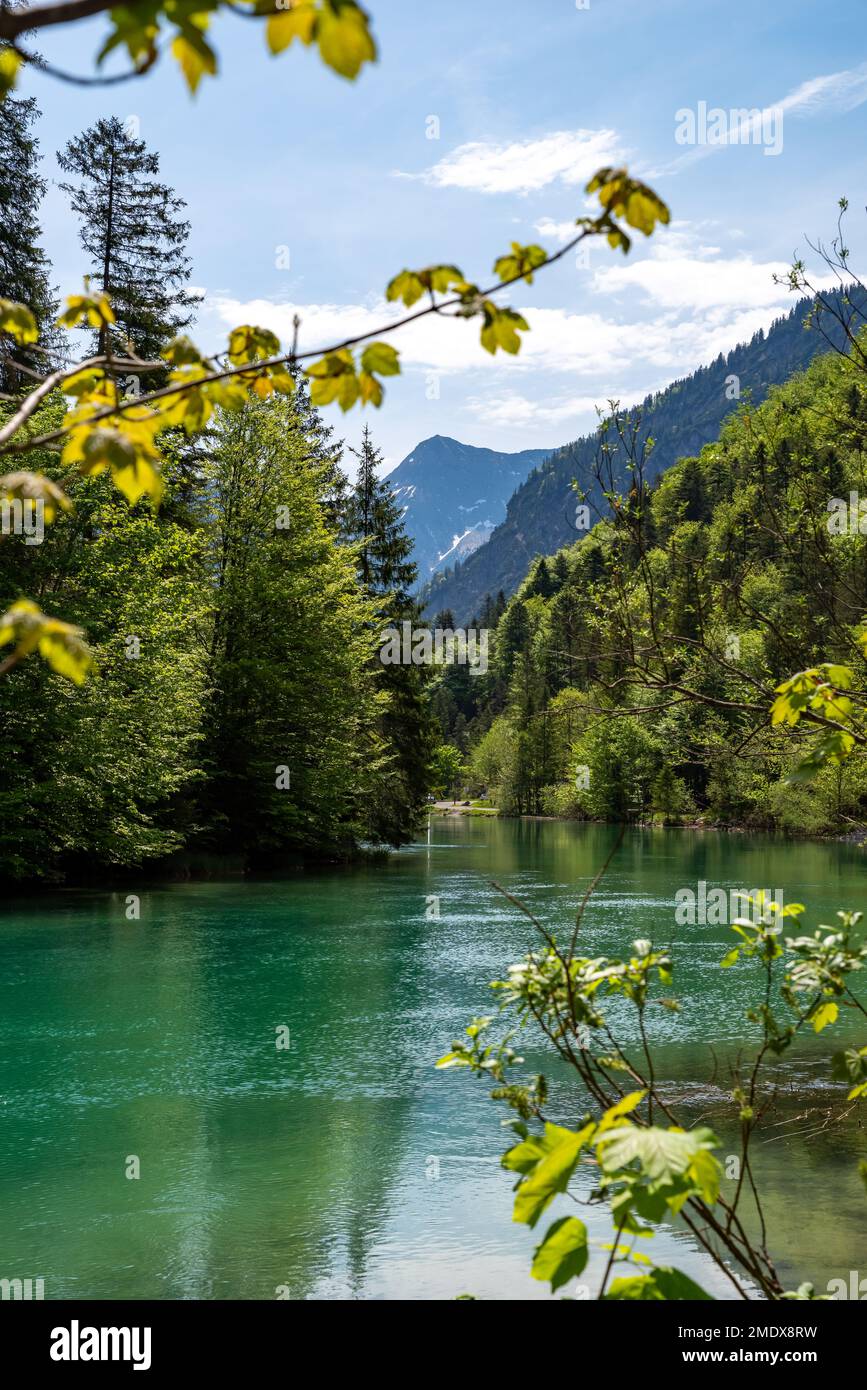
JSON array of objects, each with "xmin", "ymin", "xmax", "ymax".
[
  {"xmin": 0, "ymin": 168, "xmax": 669, "ymax": 682},
  {"xmin": 438, "ymin": 887, "xmax": 867, "ymax": 1300},
  {"xmin": 0, "ymin": 0, "xmax": 377, "ymax": 94}
]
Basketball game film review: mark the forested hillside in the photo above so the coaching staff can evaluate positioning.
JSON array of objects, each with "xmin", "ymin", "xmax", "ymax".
[
  {"xmin": 433, "ymin": 329, "xmax": 867, "ymax": 835},
  {"xmin": 423, "ymin": 289, "xmax": 865, "ymax": 624}
]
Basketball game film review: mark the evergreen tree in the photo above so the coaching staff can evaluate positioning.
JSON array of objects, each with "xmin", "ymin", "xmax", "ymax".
[
  {"xmin": 200, "ymin": 397, "xmax": 383, "ymax": 859},
  {"xmin": 57, "ymin": 116, "xmax": 200, "ymax": 360},
  {"xmin": 344, "ymin": 424, "xmax": 416, "ymax": 601},
  {"xmin": 343, "ymin": 425, "xmax": 435, "ymax": 841},
  {"xmin": 524, "ymin": 555, "xmax": 556, "ymax": 600},
  {"xmin": 0, "ymin": 78, "xmax": 58, "ymax": 387}
]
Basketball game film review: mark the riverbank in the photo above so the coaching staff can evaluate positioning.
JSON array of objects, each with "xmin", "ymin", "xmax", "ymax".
[{"xmin": 433, "ymin": 802, "xmax": 867, "ymax": 845}]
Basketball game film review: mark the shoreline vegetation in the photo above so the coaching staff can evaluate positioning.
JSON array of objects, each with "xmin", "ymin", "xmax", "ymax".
[
  {"xmin": 3, "ymin": 806, "xmax": 864, "ymax": 897},
  {"xmin": 431, "ymin": 800, "xmax": 867, "ymax": 845}
]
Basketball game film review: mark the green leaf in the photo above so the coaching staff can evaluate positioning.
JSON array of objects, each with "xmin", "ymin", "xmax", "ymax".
[
  {"xmin": 385, "ymin": 269, "xmax": 425, "ymax": 307},
  {"xmin": 480, "ymin": 303, "xmax": 529, "ymax": 356},
  {"xmin": 385, "ymin": 264, "xmax": 465, "ymax": 306},
  {"xmin": 162, "ymin": 335, "xmax": 207, "ymax": 366},
  {"xmin": 360, "ymin": 341, "xmax": 400, "ymax": 376},
  {"xmin": 531, "ymin": 1217, "xmax": 588, "ymax": 1292},
  {"xmin": 97, "ymin": 5, "xmax": 160, "ymax": 69},
  {"xmin": 171, "ymin": 25, "xmax": 218, "ymax": 94},
  {"xmin": 831, "ymin": 1046, "xmax": 867, "ymax": 1085},
  {"xmin": 599, "ymin": 1089, "xmax": 647, "ymax": 1130},
  {"xmin": 0, "ymin": 471, "xmax": 71, "ymax": 523},
  {"xmin": 267, "ymin": 2, "xmax": 317, "ymax": 55},
  {"xmin": 493, "ymin": 242, "xmax": 547, "ymax": 285},
  {"xmin": 811, "ymin": 1000, "xmax": 839, "ymax": 1033},
  {"xmin": 604, "ymin": 1266, "xmax": 713, "ymax": 1300},
  {"xmin": 511, "ymin": 1123, "xmax": 593, "ymax": 1227},
  {"xmin": 315, "ymin": 0, "xmax": 376, "ymax": 80},
  {"xmin": 58, "ymin": 287, "xmax": 115, "ymax": 331},
  {"xmin": 0, "ymin": 297, "xmax": 38, "ymax": 345},
  {"xmin": 586, "ymin": 167, "xmax": 670, "ymax": 237},
  {"xmin": 358, "ymin": 371, "xmax": 382, "ymax": 407},
  {"xmin": 596, "ymin": 1124, "xmax": 719, "ymax": 1190},
  {"xmin": 0, "ymin": 47, "xmax": 22, "ymax": 100},
  {"xmin": 304, "ymin": 349, "xmax": 360, "ymax": 410},
  {"xmin": 0, "ymin": 599, "xmax": 94, "ymax": 685},
  {"xmin": 227, "ymin": 324, "xmax": 281, "ymax": 365}
]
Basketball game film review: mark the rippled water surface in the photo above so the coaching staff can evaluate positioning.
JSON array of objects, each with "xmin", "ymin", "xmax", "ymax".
[{"xmin": 1, "ymin": 819, "xmax": 865, "ymax": 1299}]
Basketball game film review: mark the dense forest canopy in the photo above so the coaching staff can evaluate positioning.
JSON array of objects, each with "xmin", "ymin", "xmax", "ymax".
[
  {"xmin": 432, "ymin": 329, "xmax": 867, "ymax": 835},
  {"xmin": 0, "ymin": 98, "xmax": 441, "ymax": 881}
]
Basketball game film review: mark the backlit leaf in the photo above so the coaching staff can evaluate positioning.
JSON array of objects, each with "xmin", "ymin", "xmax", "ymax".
[
  {"xmin": 315, "ymin": 0, "xmax": 376, "ymax": 80},
  {"xmin": 0, "ymin": 298, "xmax": 38, "ymax": 345},
  {"xmin": 531, "ymin": 1217, "xmax": 588, "ymax": 1292},
  {"xmin": 0, "ymin": 46, "xmax": 22, "ymax": 100}
]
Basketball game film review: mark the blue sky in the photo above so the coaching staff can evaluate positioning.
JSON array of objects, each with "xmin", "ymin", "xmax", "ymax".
[{"xmin": 22, "ymin": 0, "xmax": 867, "ymax": 471}]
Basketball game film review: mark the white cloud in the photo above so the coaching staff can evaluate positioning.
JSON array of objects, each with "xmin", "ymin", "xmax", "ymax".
[
  {"xmin": 204, "ymin": 291, "xmax": 643, "ymax": 376},
  {"xmin": 592, "ymin": 253, "xmax": 794, "ymax": 311},
  {"xmin": 202, "ymin": 224, "xmax": 839, "ymax": 443},
  {"xmin": 533, "ymin": 217, "xmax": 578, "ymax": 245},
  {"xmin": 402, "ymin": 128, "xmax": 623, "ymax": 195},
  {"xmin": 205, "ymin": 292, "xmax": 507, "ymax": 372},
  {"xmin": 464, "ymin": 391, "xmax": 620, "ymax": 428},
  {"xmin": 592, "ymin": 218, "xmax": 842, "ymax": 313},
  {"xmin": 203, "ymin": 278, "xmax": 799, "ymax": 385}
]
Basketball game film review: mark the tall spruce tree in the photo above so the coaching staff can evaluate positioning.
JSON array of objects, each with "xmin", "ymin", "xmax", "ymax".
[
  {"xmin": 344, "ymin": 425, "xmax": 435, "ymax": 842},
  {"xmin": 199, "ymin": 397, "xmax": 385, "ymax": 860},
  {"xmin": 57, "ymin": 116, "xmax": 200, "ymax": 360},
  {"xmin": 0, "ymin": 73, "xmax": 58, "ymax": 388}
]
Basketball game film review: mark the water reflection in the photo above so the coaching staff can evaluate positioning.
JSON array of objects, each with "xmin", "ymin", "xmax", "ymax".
[{"xmin": 0, "ymin": 819, "xmax": 864, "ymax": 1299}]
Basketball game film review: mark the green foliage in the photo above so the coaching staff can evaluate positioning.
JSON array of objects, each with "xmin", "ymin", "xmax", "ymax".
[
  {"xmin": 197, "ymin": 395, "xmax": 389, "ymax": 859},
  {"xmin": 530, "ymin": 1216, "xmax": 588, "ymax": 1292},
  {"xmin": 430, "ymin": 743, "xmax": 464, "ymax": 798},
  {"xmin": 265, "ymin": 1, "xmax": 377, "ymax": 82},
  {"xmin": 0, "ymin": 387, "xmax": 430, "ymax": 879},
  {"xmin": 493, "ymin": 243, "xmax": 547, "ymax": 285},
  {"xmin": 440, "ymin": 884, "xmax": 867, "ymax": 1299},
  {"xmin": 422, "ymin": 290, "xmax": 855, "ymax": 630},
  {"xmin": 305, "ymin": 341, "xmax": 400, "ymax": 410},
  {"xmin": 0, "ymin": 404, "xmax": 208, "ymax": 877},
  {"xmin": 456, "ymin": 335, "xmax": 867, "ymax": 832},
  {"xmin": 1, "ymin": 0, "xmax": 379, "ymax": 96},
  {"xmin": 340, "ymin": 424, "xmax": 437, "ymax": 842}
]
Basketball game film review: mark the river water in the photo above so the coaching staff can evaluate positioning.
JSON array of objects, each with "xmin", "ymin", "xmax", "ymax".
[{"xmin": 1, "ymin": 818, "xmax": 864, "ymax": 1299}]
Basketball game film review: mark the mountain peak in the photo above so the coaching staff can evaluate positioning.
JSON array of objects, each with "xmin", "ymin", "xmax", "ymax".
[{"xmin": 387, "ymin": 436, "xmax": 554, "ymax": 579}]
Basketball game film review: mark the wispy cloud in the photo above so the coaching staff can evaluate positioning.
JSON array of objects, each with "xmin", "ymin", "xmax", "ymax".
[
  {"xmin": 657, "ymin": 61, "xmax": 867, "ymax": 174},
  {"xmin": 397, "ymin": 129, "xmax": 623, "ymax": 195},
  {"xmin": 781, "ymin": 62, "xmax": 867, "ymax": 118}
]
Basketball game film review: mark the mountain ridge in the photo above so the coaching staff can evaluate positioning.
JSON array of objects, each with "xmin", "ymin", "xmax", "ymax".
[
  {"xmin": 418, "ymin": 290, "xmax": 862, "ymax": 624},
  {"xmin": 386, "ymin": 434, "xmax": 553, "ymax": 580}
]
